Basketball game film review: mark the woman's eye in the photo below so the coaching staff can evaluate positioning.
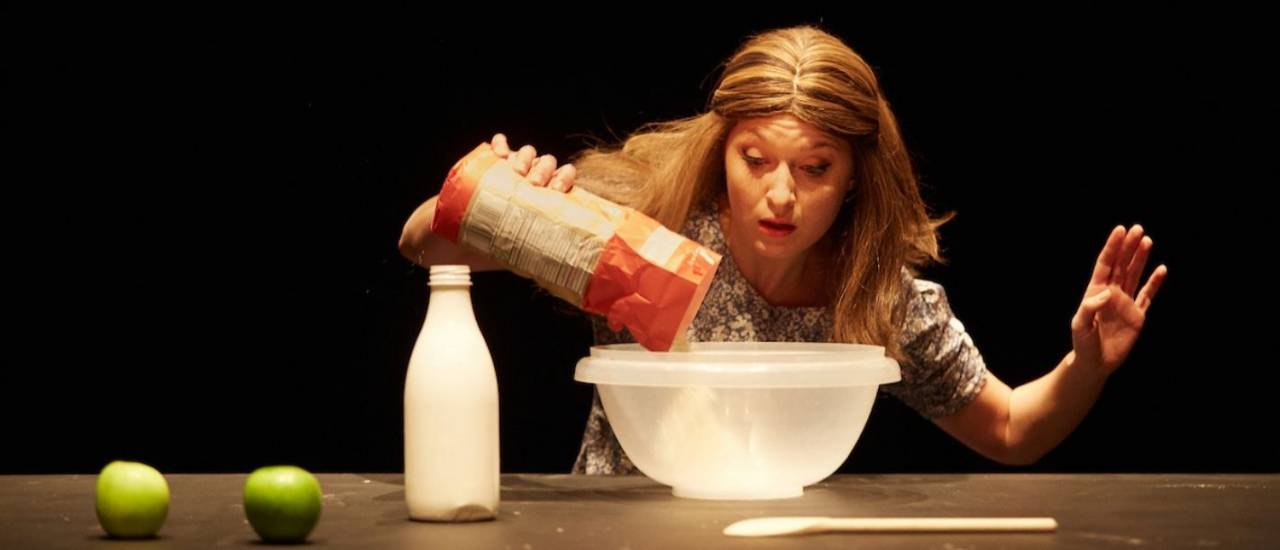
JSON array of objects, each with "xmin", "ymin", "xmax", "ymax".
[
  {"xmin": 803, "ymin": 164, "xmax": 830, "ymax": 176},
  {"xmin": 741, "ymin": 152, "xmax": 829, "ymax": 176}
]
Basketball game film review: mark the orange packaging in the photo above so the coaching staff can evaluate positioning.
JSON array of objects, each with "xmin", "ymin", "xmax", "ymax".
[{"xmin": 432, "ymin": 143, "xmax": 721, "ymax": 351}]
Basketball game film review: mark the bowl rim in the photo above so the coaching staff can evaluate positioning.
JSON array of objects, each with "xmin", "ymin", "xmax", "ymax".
[{"xmin": 575, "ymin": 342, "xmax": 902, "ymax": 388}]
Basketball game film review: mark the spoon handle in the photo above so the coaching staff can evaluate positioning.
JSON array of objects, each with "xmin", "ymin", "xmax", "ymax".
[{"xmin": 822, "ymin": 517, "xmax": 1058, "ymax": 533}]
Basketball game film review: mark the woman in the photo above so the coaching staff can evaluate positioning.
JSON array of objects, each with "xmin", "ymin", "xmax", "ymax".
[{"xmin": 398, "ymin": 26, "xmax": 1167, "ymax": 474}]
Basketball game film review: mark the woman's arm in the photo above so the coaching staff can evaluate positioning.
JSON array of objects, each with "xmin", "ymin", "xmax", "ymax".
[
  {"xmin": 934, "ymin": 225, "xmax": 1167, "ymax": 465},
  {"xmin": 934, "ymin": 353, "xmax": 1106, "ymax": 465},
  {"xmin": 398, "ymin": 194, "xmax": 506, "ymax": 271}
]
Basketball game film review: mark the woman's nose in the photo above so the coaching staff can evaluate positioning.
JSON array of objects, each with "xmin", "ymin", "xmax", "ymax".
[{"xmin": 766, "ymin": 166, "xmax": 796, "ymax": 208}]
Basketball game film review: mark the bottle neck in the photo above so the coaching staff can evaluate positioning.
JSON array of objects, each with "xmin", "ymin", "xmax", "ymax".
[
  {"xmin": 424, "ymin": 265, "xmax": 477, "ymax": 327},
  {"xmin": 426, "ymin": 284, "xmax": 475, "ymax": 316}
]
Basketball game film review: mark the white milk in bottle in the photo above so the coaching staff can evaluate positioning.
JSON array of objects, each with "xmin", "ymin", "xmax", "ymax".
[{"xmin": 404, "ymin": 264, "xmax": 499, "ymax": 521}]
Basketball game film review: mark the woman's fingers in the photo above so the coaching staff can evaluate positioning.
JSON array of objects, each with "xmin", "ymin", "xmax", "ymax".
[
  {"xmin": 1135, "ymin": 265, "xmax": 1168, "ymax": 312},
  {"xmin": 527, "ymin": 155, "xmax": 557, "ymax": 186},
  {"xmin": 487, "ymin": 135, "xmax": 571, "ymax": 192},
  {"xmin": 1072, "ymin": 288, "xmax": 1113, "ymax": 335},
  {"xmin": 1110, "ymin": 225, "xmax": 1145, "ymax": 290},
  {"xmin": 1089, "ymin": 226, "xmax": 1126, "ymax": 288},
  {"xmin": 491, "ymin": 133, "xmax": 511, "ymax": 157},
  {"xmin": 1124, "ymin": 236, "xmax": 1153, "ymax": 296},
  {"xmin": 548, "ymin": 163, "xmax": 576, "ymax": 192},
  {"xmin": 511, "ymin": 145, "xmax": 538, "ymax": 175}
]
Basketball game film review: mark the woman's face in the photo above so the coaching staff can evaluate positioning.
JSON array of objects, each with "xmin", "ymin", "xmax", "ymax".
[{"xmin": 723, "ymin": 113, "xmax": 855, "ymax": 260}]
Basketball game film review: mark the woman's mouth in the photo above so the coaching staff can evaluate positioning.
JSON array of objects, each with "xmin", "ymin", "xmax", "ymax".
[{"xmin": 758, "ymin": 219, "xmax": 796, "ymax": 237}]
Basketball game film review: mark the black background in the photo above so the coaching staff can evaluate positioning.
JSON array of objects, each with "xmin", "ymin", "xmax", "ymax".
[{"xmin": 6, "ymin": 6, "xmax": 1272, "ymax": 475}]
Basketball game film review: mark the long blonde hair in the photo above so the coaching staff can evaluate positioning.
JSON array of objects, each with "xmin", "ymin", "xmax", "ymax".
[{"xmin": 572, "ymin": 26, "xmax": 950, "ymax": 360}]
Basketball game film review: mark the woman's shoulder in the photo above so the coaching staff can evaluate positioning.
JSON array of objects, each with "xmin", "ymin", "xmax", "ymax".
[
  {"xmin": 679, "ymin": 198, "xmax": 728, "ymax": 253},
  {"xmin": 897, "ymin": 267, "xmax": 968, "ymax": 341},
  {"xmin": 900, "ymin": 269, "xmax": 951, "ymax": 314},
  {"xmin": 889, "ymin": 267, "xmax": 987, "ymax": 418}
]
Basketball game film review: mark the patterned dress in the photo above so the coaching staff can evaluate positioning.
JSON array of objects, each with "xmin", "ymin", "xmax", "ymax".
[{"xmin": 572, "ymin": 200, "xmax": 989, "ymax": 474}]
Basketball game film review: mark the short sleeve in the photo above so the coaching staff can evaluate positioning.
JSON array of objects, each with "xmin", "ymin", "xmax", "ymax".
[{"xmin": 883, "ymin": 276, "xmax": 989, "ymax": 419}]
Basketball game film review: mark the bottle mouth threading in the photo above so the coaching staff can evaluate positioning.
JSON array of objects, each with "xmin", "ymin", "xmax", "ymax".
[{"xmin": 429, "ymin": 264, "xmax": 472, "ymax": 286}]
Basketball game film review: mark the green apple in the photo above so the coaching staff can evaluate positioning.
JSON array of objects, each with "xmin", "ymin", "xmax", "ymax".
[
  {"xmin": 243, "ymin": 465, "xmax": 323, "ymax": 543},
  {"xmin": 95, "ymin": 460, "xmax": 169, "ymax": 538}
]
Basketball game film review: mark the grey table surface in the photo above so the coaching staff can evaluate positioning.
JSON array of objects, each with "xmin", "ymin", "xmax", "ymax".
[{"xmin": 2, "ymin": 473, "xmax": 1275, "ymax": 549}]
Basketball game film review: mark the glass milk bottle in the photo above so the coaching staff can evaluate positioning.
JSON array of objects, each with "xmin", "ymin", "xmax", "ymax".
[{"xmin": 404, "ymin": 264, "xmax": 499, "ymax": 521}]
